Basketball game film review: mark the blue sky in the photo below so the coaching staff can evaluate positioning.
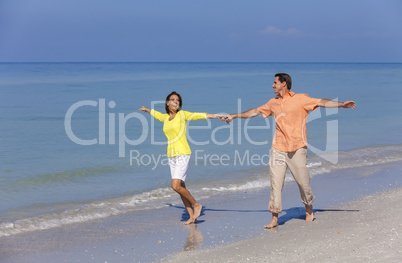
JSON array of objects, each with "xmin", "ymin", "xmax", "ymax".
[{"xmin": 1, "ymin": 0, "xmax": 401, "ymax": 62}]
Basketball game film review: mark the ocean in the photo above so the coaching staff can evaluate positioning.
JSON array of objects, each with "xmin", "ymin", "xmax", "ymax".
[{"xmin": 1, "ymin": 62, "xmax": 402, "ymax": 238}]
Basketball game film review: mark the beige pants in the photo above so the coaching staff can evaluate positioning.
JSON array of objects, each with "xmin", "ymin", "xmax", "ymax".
[{"xmin": 268, "ymin": 147, "xmax": 314, "ymax": 213}]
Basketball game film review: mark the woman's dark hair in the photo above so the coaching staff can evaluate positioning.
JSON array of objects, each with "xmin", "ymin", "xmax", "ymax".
[
  {"xmin": 275, "ymin": 73, "xmax": 292, "ymax": 90},
  {"xmin": 165, "ymin": 91, "xmax": 182, "ymax": 114}
]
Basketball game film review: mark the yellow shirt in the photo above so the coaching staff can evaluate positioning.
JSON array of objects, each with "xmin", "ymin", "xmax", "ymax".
[
  {"xmin": 257, "ymin": 92, "xmax": 321, "ymax": 152},
  {"xmin": 150, "ymin": 109, "xmax": 207, "ymax": 157}
]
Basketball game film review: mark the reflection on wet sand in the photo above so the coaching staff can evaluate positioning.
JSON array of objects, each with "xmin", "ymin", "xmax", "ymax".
[{"xmin": 183, "ymin": 224, "xmax": 203, "ymax": 251}]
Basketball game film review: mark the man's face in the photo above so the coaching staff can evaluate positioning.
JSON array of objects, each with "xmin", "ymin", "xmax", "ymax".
[{"xmin": 272, "ymin": 77, "xmax": 287, "ymax": 94}]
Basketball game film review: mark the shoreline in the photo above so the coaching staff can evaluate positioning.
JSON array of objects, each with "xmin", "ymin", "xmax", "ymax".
[
  {"xmin": 2, "ymin": 144, "xmax": 402, "ymax": 238},
  {"xmin": 1, "ymin": 161, "xmax": 400, "ymax": 263}
]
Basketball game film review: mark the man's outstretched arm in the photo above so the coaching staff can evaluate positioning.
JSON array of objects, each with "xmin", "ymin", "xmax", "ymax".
[
  {"xmin": 318, "ymin": 99, "xmax": 356, "ymax": 109},
  {"xmin": 224, "ymin": 108, "xmax": 261, "ymax": 124}
]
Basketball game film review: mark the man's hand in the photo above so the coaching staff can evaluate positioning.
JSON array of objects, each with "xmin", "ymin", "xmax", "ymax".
[{"xmin": 342, "ymin": 101, "xmax": 356, "ymax": 109}]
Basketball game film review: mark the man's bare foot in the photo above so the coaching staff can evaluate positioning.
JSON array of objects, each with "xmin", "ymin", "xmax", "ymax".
[
  {"xmin": 193, "ymin": 203, "xmax": 203, "ymax": 219},
  {"xmin": 264, "ymin": 213, "xmax": 279, "ymax": 229},
  {"xmin": 305, "ymin": 205, "xmax": 314, "ymax": 222},
  {"xmin": 264, "ymin": 222, "xmax": 278, "ymax": 229},
  {"xmin": 183, "ymin": 218, "xmax": 197, "ymax": 225}
]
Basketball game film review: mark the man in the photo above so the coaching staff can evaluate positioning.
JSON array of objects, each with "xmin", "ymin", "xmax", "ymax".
[{"xmin": 224, "ymin": 73, "xmax": 356, "ymax": 228}]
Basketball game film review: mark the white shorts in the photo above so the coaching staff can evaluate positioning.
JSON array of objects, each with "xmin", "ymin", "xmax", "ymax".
[{"xmin": 168, "ymin": 155, "xmax": 191, "ymax": 181}]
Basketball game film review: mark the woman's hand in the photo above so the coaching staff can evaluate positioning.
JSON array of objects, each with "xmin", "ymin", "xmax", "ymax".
[
  {"xmin": 139, "ymin": 106, "xmax": 151, "ymax": 113},
  {"xmin": 207, "ymin": 113, "xmax": 227, "ymax": 120}
]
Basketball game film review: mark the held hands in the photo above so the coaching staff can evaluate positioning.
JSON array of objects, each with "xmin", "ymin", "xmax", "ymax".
[
  {"xmin": 209, "ymin": 114, "xmax": 232, "ymax": 123},
  {"xmin": 224, "ymin": 115, "xmax": 233, "ymax": 124},
  {"xmin": 217, "ymin": 115, "xmax": 233, "ymax": 124}
]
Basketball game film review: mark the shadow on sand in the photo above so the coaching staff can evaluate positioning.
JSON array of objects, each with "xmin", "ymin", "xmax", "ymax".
[
  {"xmin": 277, "ymin": 207, "xmax": 360, "ymax": 225},
  {"xmin": 166, "ymin": 203, "xmax": 359, "ymax": 226}
]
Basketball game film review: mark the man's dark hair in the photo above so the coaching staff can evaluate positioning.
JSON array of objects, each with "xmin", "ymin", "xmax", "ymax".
[
  {"xmin": 275, "ymin": 73, "xmax": 292, "ymax": 90},
  {"xmin": 165, "ymin": 91, "xmax": 182, "ymax": 114}
]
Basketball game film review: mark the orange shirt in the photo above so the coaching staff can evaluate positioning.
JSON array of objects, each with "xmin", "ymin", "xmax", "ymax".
[{"xmin": 257, "ymin": 92, "xmax": 321, "ymax": 152}]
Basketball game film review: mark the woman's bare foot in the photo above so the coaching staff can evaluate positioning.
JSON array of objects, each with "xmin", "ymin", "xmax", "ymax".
[
  {"xmin": 305, "ymin": 205, "xmax": 314, "ymax": 222},
  {"xmin": 193, "ymin": 203, "xmax": 203, "ymax": 219},
  {"xmin": 183, "ymin": 218, "xmax": 197, "ymax": 225}
]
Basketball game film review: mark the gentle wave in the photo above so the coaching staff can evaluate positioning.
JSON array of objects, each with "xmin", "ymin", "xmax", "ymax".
[
  {"xmin": 1, "ymin": 144, "xmax": 401, "ymax": 237},
  {"xmin": 0, "ymin": 187, "xmax": 175, "ymax": 237},
  {"xmin": 201, "ymin": 177, "xmax": 270, "ymax": 192}
]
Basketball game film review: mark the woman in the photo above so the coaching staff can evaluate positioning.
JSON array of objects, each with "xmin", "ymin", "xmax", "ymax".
[{"xmin": 140, "ymin": 91, "xmax": 223, "ymax": 224}]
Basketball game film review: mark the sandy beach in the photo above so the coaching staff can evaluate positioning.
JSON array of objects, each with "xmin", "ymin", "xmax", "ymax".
[
  {"xmin": 164, "ymin": 187, "xmax": 402, "ymax": 263},
  {"xmin": 1, "ymin": 161, "xmax": 401, "ymax": 263}
]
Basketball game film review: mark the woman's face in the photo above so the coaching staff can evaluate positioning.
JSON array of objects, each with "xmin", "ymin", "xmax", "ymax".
[{"xmin": 167, "ymin": 94, "xmax": 180, "ymax": 112}]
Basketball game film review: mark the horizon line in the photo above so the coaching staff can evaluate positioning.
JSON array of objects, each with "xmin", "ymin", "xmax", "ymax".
[{"xmin": 1, "ymin": 61, "xmax": 401, "ymax": 64}]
